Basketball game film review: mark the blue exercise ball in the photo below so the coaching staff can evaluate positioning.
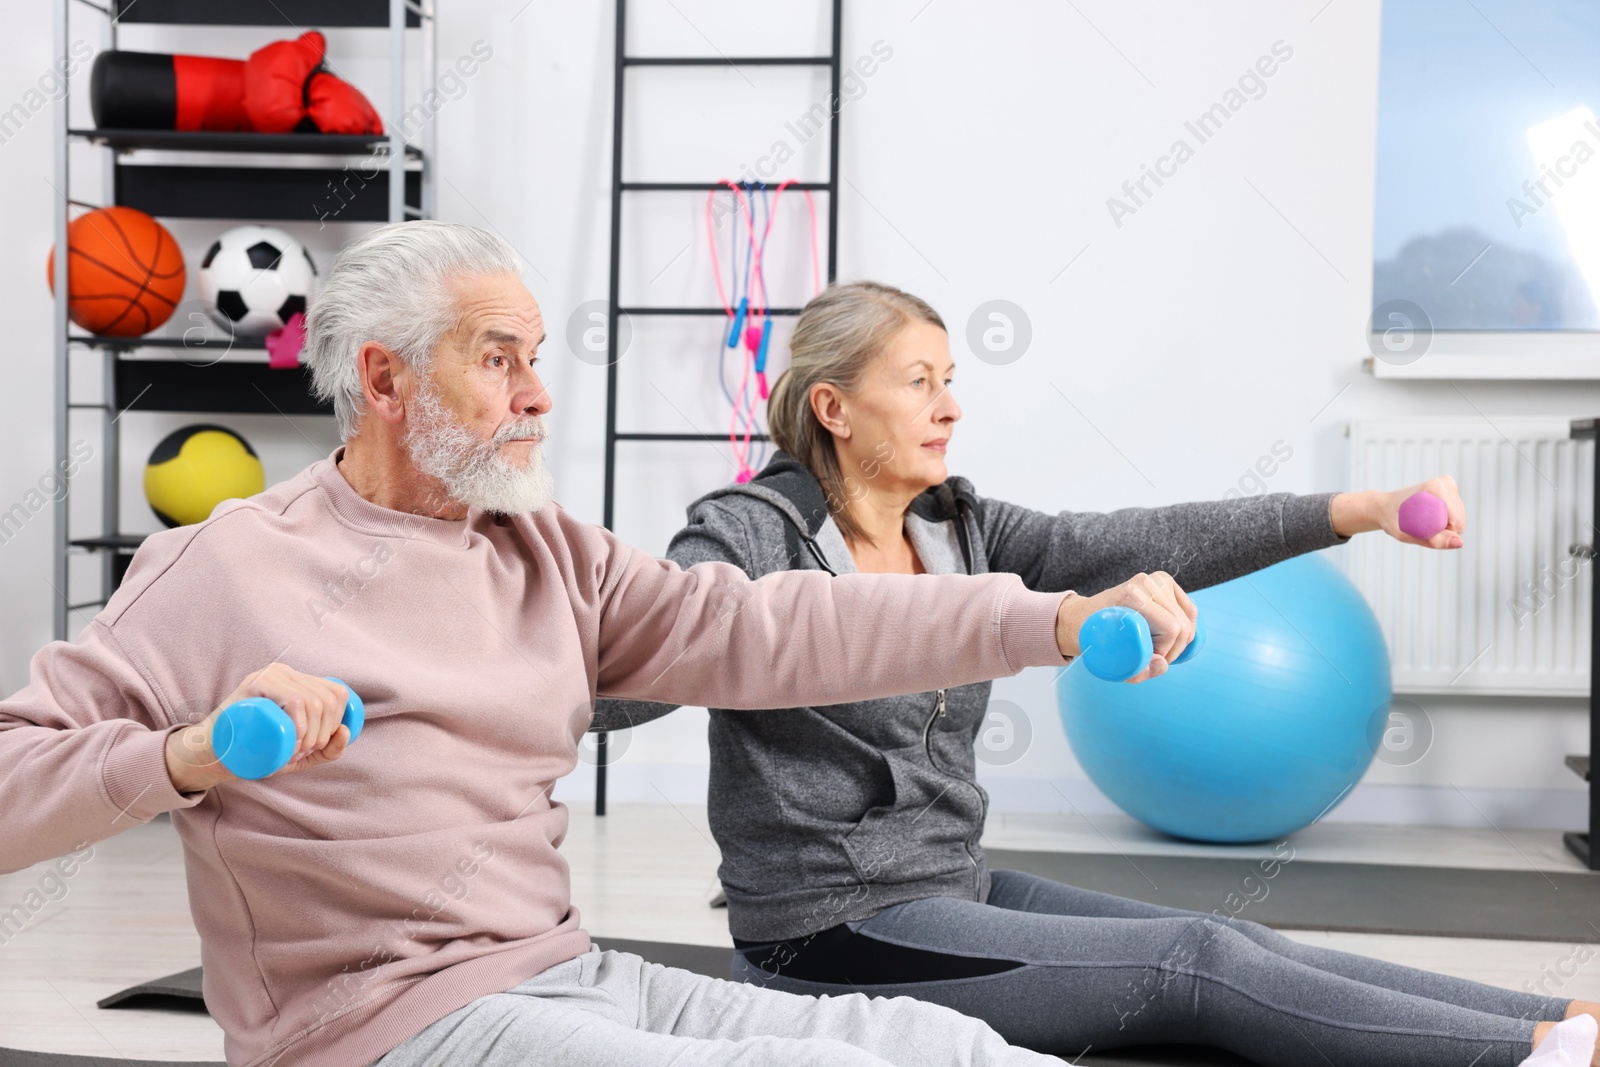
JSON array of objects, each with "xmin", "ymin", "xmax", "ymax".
[{"xmin": 1056, "ymin": 552, "xmax": 1391, "ymax": 843}]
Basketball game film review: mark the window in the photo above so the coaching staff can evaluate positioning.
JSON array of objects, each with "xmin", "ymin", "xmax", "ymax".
[{"xmin": 1373, "ymin": 0, "xmax": 1600, "ymax": 349}]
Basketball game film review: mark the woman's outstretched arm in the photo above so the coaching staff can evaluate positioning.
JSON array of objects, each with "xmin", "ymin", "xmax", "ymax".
[{"xmin": 979, "ymin": 475, "xmax": 1463, "ymax": 596}]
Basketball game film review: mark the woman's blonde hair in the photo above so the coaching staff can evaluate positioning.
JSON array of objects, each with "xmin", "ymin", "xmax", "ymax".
[{"xmin": 767, "ymin": 280, "xmax": 946, "ymax": 546}]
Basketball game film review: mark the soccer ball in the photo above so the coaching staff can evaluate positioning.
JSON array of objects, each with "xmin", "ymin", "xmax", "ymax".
[{"xmin": 197, "ymin": 226, "xmax": 317, "ymax": 337}]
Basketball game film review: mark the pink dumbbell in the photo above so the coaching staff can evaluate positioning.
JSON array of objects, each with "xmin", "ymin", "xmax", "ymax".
[{"xmin": 1398, "ymin": 490, "xmax": 1449, "ymax": 540}]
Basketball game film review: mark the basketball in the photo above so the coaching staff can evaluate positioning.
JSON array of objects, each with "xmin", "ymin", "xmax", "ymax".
[{"xmin": 46, "ymin": 206, "xmax": 186, "ymax": 336}]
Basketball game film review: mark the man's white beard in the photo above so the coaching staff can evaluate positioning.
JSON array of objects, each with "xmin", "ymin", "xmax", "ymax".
[{"xmin": 402, "ymin": 374, "xmax": 555, "ymax": 516}]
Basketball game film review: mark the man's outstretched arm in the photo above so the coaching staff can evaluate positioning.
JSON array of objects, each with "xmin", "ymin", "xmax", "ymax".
[
  {"xmin": 590, "ymin": 500, "xmax": 761, "ymax": 732},
  {"xmin": 588, "ymin": 527, "xmax": 1078, "ymax": 710}
]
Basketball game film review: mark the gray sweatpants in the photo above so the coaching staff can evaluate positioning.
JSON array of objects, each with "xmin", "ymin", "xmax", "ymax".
[
  {"xmin": 369, "ymin": 944, "xmax": 1053, "ymax": 1066},
  {"xmin": 733, "ymin": 869, "xmax": 1564, "ymax": 1067}
]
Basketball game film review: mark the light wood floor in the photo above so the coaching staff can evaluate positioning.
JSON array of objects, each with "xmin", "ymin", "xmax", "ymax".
[{"xmin": 2, "ymin": 805, "xmax": 1597, "ymax": 1061}]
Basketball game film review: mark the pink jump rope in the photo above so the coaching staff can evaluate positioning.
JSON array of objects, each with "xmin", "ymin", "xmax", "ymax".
[
  {"xmin": 704, "ymin": 192, "xmax": 1453, "ymax": 534},
  {"xmin": 706, "ymin": 179, "xmax": 821, "ymax": 483},
  {"xmin": 1397, "ymin": 490, "xmax": 1450, "ymax": 540}
]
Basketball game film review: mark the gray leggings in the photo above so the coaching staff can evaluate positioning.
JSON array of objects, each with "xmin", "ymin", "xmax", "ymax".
[{"xmin": 731, "ymin": 869, "xmax": 1568, "ymax": 1066}]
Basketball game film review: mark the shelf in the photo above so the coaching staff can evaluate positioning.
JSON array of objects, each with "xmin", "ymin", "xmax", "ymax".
[
  {"xmin": 618, "ymin": 306, "xmax": 803, "ymax": 317},
  {"xmin": 1363, "ymin": 333, "xmax": 1600, "ymax": 380},
  {"xmin": 111, "ymin": 0, "xmax": 423, "ymax": 27},
  {"xmin": 54, "ymin": 0, "xmax": 435, "ymax": 642},
  {"xmin": 72, "ymin": 334, "xmax": 267, "ymax": 351},
  {"xmin": 70, "ymin": 535, "xmax": 148, "ymax": 553},
  {"xmin": 1568, "ymin": 755, "xmax": 1591, "ymax": 782},
  {"xmin": 72, "ymin": 129, "xmax": 422, "ymax": 157},
  {"xmin": 115, "ymin": 360, "xmax": 332, "ymax": 416},
  {"xmin": 621, "ymin": 181, "xmax": 831, "ymax": 192},
  {"xmin": 624, "ymin": 56, "xmax": 833, "ymax": 67},
  {"xmin": 116, "ymin": 162, "xmax": 421, "ymax": 222},
  {"xmin": 616, "ymin": 432, "xmax": 771, "ymax": 443}
]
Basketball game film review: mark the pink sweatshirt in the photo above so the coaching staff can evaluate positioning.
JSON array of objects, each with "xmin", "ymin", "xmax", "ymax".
[{"xmin": 0, "ymin": 446, "xmax": 1070, "ymax": 1067}]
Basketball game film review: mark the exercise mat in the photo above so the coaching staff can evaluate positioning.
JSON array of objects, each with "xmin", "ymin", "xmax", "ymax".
[{"xmin": 986, "ymin": 848, "xmax": 1600, "ymax": 943}]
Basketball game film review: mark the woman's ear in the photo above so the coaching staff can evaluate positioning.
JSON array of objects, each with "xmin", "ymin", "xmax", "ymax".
[
  {"xmin": 358, "ymin": 341, "xmax": 408, "ymax": 426},
  {"xmin": 809, "ymin": 381, "xmax": 851, "ymax": 441}
]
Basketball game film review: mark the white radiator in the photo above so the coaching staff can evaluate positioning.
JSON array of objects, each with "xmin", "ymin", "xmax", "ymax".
[{"xmin": 1344, "ymin": 416, "xmax": 1594, "ymax": 697}]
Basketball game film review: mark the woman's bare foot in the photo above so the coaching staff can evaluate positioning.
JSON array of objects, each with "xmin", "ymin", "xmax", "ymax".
[{"xmin": 1570, "ymin": 1001, "xmax": 1600, "ymax": 1023}]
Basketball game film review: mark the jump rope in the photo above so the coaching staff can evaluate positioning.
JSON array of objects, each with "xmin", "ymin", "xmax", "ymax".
[{"xmin": 705, "ymin": 179, "xmax": 821, "ymax": 483}]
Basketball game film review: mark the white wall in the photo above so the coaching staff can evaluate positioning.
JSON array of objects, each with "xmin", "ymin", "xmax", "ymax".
[{"xmin": 1, "ymin": 0, "xmax": 1593, "ymax": 830}]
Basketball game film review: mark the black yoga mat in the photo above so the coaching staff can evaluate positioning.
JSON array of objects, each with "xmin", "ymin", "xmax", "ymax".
[
  {"xmin": 83, "ymin": 939, "xmax": 733, "ymax": 1019},
  {"xmin": 592, "ymin": 935, "xmax": 736, "ymax": 977},
  {"xmin": 0, "ymin": 1054, "xmax": 221, "ymax": 1067},
  {"xmin": 985, "ymin": 848, "xmax": 1600, "ymax": 943},
  {"xmin": 94, "ymin": 965, "xmax": 208, "ymax": 1011}
]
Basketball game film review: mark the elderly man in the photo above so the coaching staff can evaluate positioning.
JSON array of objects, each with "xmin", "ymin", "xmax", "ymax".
[{"xmin": 0, "ymin": 221, "xmax": 1193, "ymax": 1067}]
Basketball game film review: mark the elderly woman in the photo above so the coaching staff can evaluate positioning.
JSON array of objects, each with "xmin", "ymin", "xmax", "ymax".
[{"xmin": 596, "ymin": 280, "xmax": 1598, "ymax": 1067}]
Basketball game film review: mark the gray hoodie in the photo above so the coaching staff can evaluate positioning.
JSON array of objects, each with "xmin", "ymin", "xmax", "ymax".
[{"xmin": 593, "ymin": 451, "xmax": 1352, "ymax": 943}]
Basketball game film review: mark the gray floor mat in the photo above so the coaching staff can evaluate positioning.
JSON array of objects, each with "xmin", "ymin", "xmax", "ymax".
[{"xmin": 985, "ymin": 848, "xmax": 1600, "ymax": 942}]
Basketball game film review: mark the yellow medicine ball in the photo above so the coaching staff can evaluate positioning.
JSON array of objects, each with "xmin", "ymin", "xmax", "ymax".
[{"xmin": 144, "ymin": 425, "xmax": 265, "ymax": 528}]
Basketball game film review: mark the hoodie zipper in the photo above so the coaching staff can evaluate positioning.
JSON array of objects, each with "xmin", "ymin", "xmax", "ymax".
[
  {"xmin": 922, "ymin": 688, "xmax": 983, "ymax": 897},
  {"xmin": 927, "ymin": 504, "xmax": 987, "ymax": 898}
]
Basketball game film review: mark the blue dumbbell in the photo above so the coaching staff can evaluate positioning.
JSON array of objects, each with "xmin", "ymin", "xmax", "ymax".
[
  {"xmin": 1078, "ymin": 608, "xmax": 1206, "ymax": 682},
  {"xmin": 211, "ymin": 676, "xmax": 365, "ymax": 780}
]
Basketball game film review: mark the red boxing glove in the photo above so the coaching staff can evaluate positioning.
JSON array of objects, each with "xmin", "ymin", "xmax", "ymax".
[
  {"xmin": 244, "ymin": 30, "xmax": 326, "ymax": 133},
  {"xmin": 307, "ymin": 69, "xmax": 384, "ymax": 135}
]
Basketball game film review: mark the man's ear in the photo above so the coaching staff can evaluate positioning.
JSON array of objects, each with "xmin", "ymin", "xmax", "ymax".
[{"xmin": 358, "ymin": 341, "xmax": 409, "ymax": 426}]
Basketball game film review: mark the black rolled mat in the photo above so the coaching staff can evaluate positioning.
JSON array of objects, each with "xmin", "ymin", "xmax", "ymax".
[
  {"xmin": 94, "ymin": 965, "xmax": 208, "ymax": 1011},
  {"xmin": 0, "ymin": 937, "xmax": 1257, "ymax": 1066},
  {"xmin": 0, "ymin": 1055, "xmax": 221, "ymax": 1067},
  {"xmin": 985, "ymin": 848, "xmax": 1600, "ymax": 943}
]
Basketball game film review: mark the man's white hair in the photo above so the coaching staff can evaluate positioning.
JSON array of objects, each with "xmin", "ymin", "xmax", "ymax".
[{"xmin": 303, "ymin": 220, "xmax": 523, "ymax": 440}]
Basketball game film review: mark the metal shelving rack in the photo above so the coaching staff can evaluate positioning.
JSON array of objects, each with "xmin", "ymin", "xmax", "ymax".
[
  {"xmin": 592, "ymin": 0, "xmax": 844, "ymax": 813},
  {"xmin": 51, "ymin": 0, "xmax": 436, "ymax": 641}
]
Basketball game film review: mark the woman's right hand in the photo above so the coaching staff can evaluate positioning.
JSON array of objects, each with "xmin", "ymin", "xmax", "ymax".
[
  {"xmin": 164, "ymin": 664, "xmax": 353, "ymax": 793},
  {"xmin": 1055, "ymin": 571, "xmax": 1199, "ymax": 684}
]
